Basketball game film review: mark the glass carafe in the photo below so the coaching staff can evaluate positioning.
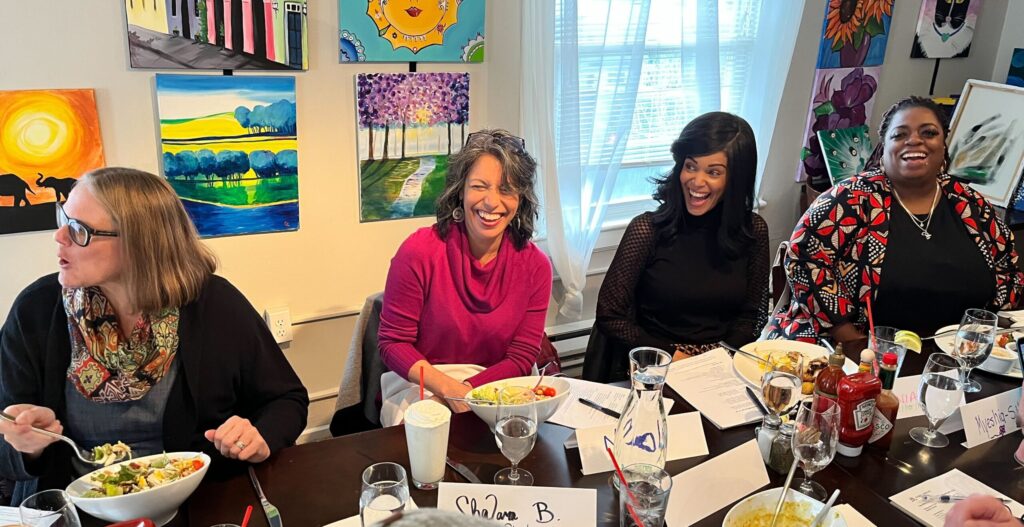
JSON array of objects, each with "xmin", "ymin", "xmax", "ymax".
[{"xmin": 613, "ymin": 347, "xmax": 671, "ymax": 486}]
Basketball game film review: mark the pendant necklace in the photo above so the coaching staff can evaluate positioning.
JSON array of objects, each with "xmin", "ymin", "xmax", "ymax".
[{"xmin": 891, "ymin": 182, "xmax": 941, "ymax": 240}]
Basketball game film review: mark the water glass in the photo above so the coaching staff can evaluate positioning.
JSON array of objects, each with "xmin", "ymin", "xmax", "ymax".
[
  {"xmin": 19, "ymin": 489, "xmax": 81, "ymax": 527},
  {"xmin": 761, "ymin": 351, "xmax": 803, "ymax": 416},
  {"xmin": 910, "ymin": 353, "xmax": 964, "ymax": 448},
  {"xmin": 618, "ymin": 463, "xmax": 672, "ymax": 527},
  {"xmin": 952, "ymin": 308, "xmax": 997, "ymax": 393},
  {"xmin": 494, "ymin": 386, "xmax": 538, "ymax": 486},
  {"xmin": 360, "ymin": 462, "xmax": 409, "ymax": 527},
  {"xmin": 791, "ymin": 397, "xmax": 839, "ymax": 501},
  {"xmin": 868, "ymin": 326, "xmax": 908, "ymax": 376}
]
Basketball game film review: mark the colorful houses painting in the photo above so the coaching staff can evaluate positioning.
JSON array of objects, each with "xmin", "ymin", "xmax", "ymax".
[
  {"xmin": 125, "ymin": 0, "xmax": 308, "ymax": 70},
  {"xmin": 155, "ymin": 75, "xmax": 299, "ymax": 237},
  {"xmin": 0, "ymin": 89, "xmax": 105, "ymax": 235}
]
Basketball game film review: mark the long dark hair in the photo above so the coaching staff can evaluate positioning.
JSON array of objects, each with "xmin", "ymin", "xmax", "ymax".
[
  {"xmin": 650, "ymin": 112, "xmax": 757, "ymax": 258},
  {"xmin": 865, "ymin": 96, "xmax": 951, "ymax": 171}
]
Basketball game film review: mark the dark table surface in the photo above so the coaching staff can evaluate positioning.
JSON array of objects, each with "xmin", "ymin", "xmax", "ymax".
[{"xmin": 87, "ymin": 344, "xmax": 1024, "ymax": 527}]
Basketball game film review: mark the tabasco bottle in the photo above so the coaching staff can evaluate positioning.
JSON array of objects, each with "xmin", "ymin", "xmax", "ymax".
[
  {"xmin": 836, "ymin": 349, "xmax": 881, "ymax": 457},
  {"xmin": 813, "ymin": 343, "xmax": 847, "ymax": 409},
  {"xmin": 869, "ymin": 352, "xmax": 900, "ymax": 450}
]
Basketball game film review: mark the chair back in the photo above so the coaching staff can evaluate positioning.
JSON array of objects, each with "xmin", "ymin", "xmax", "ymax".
[
  {"xmin": 330, "ymin": 292, "xmax": 386, "ymax": 436},
  {"xmin": 761, "ymin": 241, "xmax": 792, "ymax": 339},
  {"xmin": 580, "ymin": 323, "xmax": 630, "ymax": 383}
]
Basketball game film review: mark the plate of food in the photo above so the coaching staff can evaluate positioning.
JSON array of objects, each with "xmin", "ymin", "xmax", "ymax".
[
  {"xmin": 464, "ymin": 376, "xmax": 571, "ymax": 427},
  {"xmin": 934, "ymin": 324, "xmax": 1024, "ymax": 379},
  {"xmin": 723, "ymin": 488, "xmax": 847, "ymax": 527},
  {"xmin": 66, "ymin": 451, "xmax": 210, "ymax": 526},
  {"xmin": 733, "ymin": 340, "xmax": 857, "ymax": 395}
]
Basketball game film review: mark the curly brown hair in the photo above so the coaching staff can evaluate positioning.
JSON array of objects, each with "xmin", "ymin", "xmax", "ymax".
[{"xmin": 435, "ymin": 129, "xmax": 539, "ymax": 250}]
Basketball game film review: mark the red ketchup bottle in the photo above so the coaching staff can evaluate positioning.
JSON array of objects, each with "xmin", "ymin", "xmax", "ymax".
[{"xmin": 836, "ymin": 349, "xmax": 881, "ymax": 457}]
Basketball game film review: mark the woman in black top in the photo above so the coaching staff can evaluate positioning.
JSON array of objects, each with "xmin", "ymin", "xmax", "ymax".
[{"xmin": 596, "ymin": 112, "xmax": 769, "ymax": 369}]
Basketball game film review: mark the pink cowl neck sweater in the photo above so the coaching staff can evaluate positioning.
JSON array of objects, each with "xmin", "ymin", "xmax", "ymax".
[{"xmin": 378, "ymin": 223, "xmax": 553, "ymax": 387}]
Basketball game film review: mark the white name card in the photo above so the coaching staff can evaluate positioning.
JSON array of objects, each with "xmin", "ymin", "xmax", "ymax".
[
  {"xmin": 893, "ymin": 375, "xmax": 967, "ymax": 420},
  {"xmin": 961, "ymin": 387, "xmax": 1022, "ymax": 448},
  {"xmin": 437, "ymin": 482, "xmax": 596, "ymax": 526},
  {"xmin": 576, "ymin": 412, "xmax": 708, "ymax": 475}
]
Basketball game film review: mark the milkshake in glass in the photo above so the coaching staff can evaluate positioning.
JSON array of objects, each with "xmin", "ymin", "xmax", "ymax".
[{"xmin": 404, "ymin": 399, "xmax": 452, "ymax": 490}]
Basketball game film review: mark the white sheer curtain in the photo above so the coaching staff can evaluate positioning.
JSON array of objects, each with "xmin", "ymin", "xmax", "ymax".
[{"xmin": 522, "ymin": 0, "xmax": 804, "ymax": 319}]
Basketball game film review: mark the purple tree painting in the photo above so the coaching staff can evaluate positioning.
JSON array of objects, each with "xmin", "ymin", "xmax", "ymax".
[{"xmin": 356, "ymin": 72, "xmax": 471, "ymax": 221}]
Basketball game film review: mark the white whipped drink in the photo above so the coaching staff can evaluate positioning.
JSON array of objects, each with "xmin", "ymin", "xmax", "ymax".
[{"xmin": 404, "ymin": 399, "xmax": 452, "ymax": 490}]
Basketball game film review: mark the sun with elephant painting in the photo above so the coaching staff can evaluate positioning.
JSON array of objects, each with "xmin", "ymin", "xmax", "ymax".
[{"xmin": 0, "ymin": 88, "xmax": 105, "ymax": 234}]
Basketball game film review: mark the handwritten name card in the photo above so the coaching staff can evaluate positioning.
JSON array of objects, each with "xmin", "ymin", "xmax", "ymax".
[
  {"xmin": 961, "ymin": 387, "xmax": 1022, "ymax": 448},
  {"xmin": 437, "ymin": 482, "xmax": 596, "ymax": 526},
  {"xmin": 576, "ymin": 412, "xmax": 708, "ymax": 475},
  {"xmin": 893, "ymin": 375, "xmax": 966, "ymax": 420}
]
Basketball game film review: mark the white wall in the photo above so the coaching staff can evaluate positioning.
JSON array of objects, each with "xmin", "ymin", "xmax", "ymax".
[{"xmin": 1, "ymin": 0, "xmax": 1017, "ymax": 439}]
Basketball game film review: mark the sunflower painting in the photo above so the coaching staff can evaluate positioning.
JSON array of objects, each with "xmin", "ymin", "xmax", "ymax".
[{"xmin": 817, "ymin": 0, "xmax": 893, "ymax": 68}]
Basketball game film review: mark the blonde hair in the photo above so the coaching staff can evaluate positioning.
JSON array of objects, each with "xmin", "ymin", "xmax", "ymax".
[{"xmin": 80, "ymin": 167, "xmax": 217, "ymax": 313}]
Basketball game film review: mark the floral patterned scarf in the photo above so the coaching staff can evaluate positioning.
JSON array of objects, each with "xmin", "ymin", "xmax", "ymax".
[{"xmin": 63, "ymin": 287, "xmax": 179, "ymax": 403}]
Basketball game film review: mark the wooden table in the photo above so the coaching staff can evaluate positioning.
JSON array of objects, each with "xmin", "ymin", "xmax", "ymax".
[{"xmin": 93, "ymin": 344, "xmax": 1024, "ymax": 526}]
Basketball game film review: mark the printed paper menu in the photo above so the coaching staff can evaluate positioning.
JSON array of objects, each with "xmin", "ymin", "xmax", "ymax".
[
  {"xmin": 889, "ymin": 469, "xmax": 1024, "ymax": 527},
  {"xmin": 665, "ymin": 348, "xmax": 762, "ymax": 429}
]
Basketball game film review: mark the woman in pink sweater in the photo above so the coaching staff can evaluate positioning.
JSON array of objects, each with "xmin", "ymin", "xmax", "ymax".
[{"xmin": 378, "ymin": 130, "xmax": 552, "ymax": 415}]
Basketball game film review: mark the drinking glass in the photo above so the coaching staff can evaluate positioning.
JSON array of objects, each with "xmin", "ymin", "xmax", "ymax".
[
  {"xmin": 868, "ymin": 326, "xmax": 908, "ymax": 376},
  {"xmin": 494, "ymin": 386, "xmax": 538, "ymax": 486},
  {"xmin": 952, "ymin": 308, "xmax": 997, "ymax": 393},
  {"xmin": 359, "ymin": 462, "xmax": 409, "ymax": 527},
  {"xmin": 618, "ymin": 463, "xmax": 672, "ymax": 527},
  {"xmin": 19, "ymin": 489, "xmax": 81, "ymax": 527},
  {"xmin": 910, "ymin": 353, "xmax": 964, "ymax": 448},
  {"xmin": 761, "ymin": 351, "xmax": 804, "ymax": 416},
  {"xmin": 790, "ymin": 397, "xmax": 839, "ymax": 501}
]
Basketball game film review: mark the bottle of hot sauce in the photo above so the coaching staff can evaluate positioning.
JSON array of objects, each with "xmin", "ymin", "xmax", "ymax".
[
  {"xmin": 836, "ymin": 350, "xmax": 881, "ymax": 457},
  {"xmin": 814, "ymin": 343, "xmax": 847, "ymax": 409},
  {"xmin": 869, "ymin": 352, "xmax": 900, "ymax": 450}
]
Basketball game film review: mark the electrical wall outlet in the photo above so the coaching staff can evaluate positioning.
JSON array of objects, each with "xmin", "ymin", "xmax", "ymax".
[{"xmin": 263, "ymin": 307, "xmax": 293, "ymax": 345}]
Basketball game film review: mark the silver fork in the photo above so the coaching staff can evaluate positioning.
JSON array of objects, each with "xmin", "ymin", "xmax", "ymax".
[
  {"xmin": 0, "ymin": 410, "xmax": 119, "ymax": 466},
  {"xmin": 248, "ymin": 466, "xmax": 283, "ymax": 527}
]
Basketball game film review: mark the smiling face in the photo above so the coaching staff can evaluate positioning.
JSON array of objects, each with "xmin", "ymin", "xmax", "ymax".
[
  {"xmin": 678, "ymin": 151, "xmax": 728, "ymax": 216},
  {"xmin": 461, "ymin": 154, "xmax": 520, "ymax": 259},
  {"xmin": 55, "ymin": 184, "xmax": 123, "ymax": 289},
  {"xmin": 881, "ymin": 106, "xmax": 946, "ymax": 185},
  {"xmin": 382, "ymin": 0, "xmax": 446, "ymax": 36}
]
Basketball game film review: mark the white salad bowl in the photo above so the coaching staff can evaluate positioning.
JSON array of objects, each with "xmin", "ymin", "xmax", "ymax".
[
  {"xmin": 66, "ymin": 451, "xmax": 210, "ymax": 526},
  {"xmin": 466, "ymin": 376, "xmax": 572, "ymax": 428}
]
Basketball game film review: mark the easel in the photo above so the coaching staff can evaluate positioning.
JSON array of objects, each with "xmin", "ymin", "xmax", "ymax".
[{"xmin": 928, "ymin": 59, "xmax": 941, "ymax": 96}]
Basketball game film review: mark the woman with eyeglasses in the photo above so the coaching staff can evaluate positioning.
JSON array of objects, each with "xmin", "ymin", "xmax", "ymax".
[
  {"xmin": 0, "ymin": 168, "xmax": 308, "ymax": 503},
  {"xmin": 592, "ymin": 112, "xmax": 769, "ymax": 380},
  {"xmin": 377, "ymin": 129, "xmax": 552, "ymax": 425}
]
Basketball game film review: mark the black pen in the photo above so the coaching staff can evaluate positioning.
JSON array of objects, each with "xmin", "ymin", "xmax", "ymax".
[
  {"xmin": 745, "ymin": 386, "xmax": 769, "ymax": 416},
  {"xmin": 577, "ymin": 398, "xmax": 621, "ymax": 419}
]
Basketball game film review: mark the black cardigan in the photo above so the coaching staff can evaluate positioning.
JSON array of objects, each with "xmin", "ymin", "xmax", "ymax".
[{"xmin": 0, "ymin": 274, "xmax": 309, "ymax": 501}]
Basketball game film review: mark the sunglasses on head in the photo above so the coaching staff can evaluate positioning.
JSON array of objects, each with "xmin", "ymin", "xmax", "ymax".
[
  {"xmin": 55, "ymin": 201, "xmax": 119, "ymax": 247},
  {"xmin": 466, "ymin": 131, "xmax": 527, "ymax": 151}
]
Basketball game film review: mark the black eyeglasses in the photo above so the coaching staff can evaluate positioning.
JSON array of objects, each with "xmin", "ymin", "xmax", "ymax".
[
  {"xmin": 55, "ymin": 202, "xmax": 119, "ymax": 247},
  {"xmin": 466, "ymin": 130, "xmax": 527, "ymax": 151}
]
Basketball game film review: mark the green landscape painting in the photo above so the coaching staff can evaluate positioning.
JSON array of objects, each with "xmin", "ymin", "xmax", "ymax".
[{"xmin": 155, "ymin": 74, "xmax": 298, "ymax": 237}]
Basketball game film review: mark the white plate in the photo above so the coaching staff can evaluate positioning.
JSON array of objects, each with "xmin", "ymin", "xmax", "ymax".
[
  {"xmin": 934, "ymin": 324, "xmax": 1024, "ymax": 379},
  {"xmin": 733, "ymin": 340, "xmax": 857, "ymax": 388}
]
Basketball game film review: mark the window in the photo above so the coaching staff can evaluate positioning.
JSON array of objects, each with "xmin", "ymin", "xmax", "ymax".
[{"xmin": 557, "ymin": 0, "xmax": 764, "ymax": 228}]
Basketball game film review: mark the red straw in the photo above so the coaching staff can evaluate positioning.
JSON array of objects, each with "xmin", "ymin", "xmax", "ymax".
[
  {"xmin": 865, "ymin": 294, "xmax": 879, "ymax": 373},
  {"xmin": 240, "ymin": 505, "xmax": 253, "ymax": 527},
  {"xmin": 606, "ymin": 447, "xmax": 646, "ymax": 527},
  {"xmin": 419, "ymin": 365, "xmax": 425, "ymax": 401}
]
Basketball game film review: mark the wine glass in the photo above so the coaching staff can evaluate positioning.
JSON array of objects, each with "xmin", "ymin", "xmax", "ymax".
[
  {"xmin": 791, "ymin": 397, "xmax": 839, "ymax": 501},
  {"xmin": 494, "ymin": 386, "xmax": 538, "ymax": 486},
  {"xmin": 19, "ymin": 489, "xmax": 81, "ymax": 527},
  {"xmin": 761, "ymin": 351, "xmax": 804, "ymax": 416},
  {"xmin": 359, "ymin": 462, "xmax": 409, "ymax": 527},
  {"xmin": 910, "ymin": 353, "xmax": 964, "ymax": 448},
  {"xmin": 952, "ymin": 308, "xmax": 997, "ymax": 393}
]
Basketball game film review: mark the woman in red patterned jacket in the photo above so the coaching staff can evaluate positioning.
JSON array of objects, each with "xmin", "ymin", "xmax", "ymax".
[{"xmin": 768, "ymin": 96, "xmax": 1024, "ymax": 346}]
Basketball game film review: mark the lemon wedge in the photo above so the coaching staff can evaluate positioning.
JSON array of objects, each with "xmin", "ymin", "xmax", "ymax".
[{"xmin": 894, "ymin": 330, "xmax": 922, "ymax": 354}]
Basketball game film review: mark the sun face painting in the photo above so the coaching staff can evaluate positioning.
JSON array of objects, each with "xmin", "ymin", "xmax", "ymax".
[
  {"xmin": 339, "ymin": 0, "xmax": 484, "ymax": 62},
  {"xmin": 155, "ymin": 75, "xmax": 298, "ymax": 237},
  {"xmin": 0, "ymin": 89, "xmax": 105, "ymax": 235}
]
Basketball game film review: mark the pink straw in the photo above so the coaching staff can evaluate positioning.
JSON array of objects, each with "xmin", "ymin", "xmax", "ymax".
[
  {"xmin": 419, "ymin": 366, "xmax": 425, "ymax": 401},
  {"xmin": 241, "ymin": 505, "xmax": 253, "ymax": 527},
  {"xmin": 607, "ymin": 447, "xmax": 646, "ymax": 527}
]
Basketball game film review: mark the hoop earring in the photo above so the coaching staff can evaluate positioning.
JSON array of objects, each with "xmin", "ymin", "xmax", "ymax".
[{"xmin": 452, "ymin": 207, "xmax": 464, "ymax": 222}]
